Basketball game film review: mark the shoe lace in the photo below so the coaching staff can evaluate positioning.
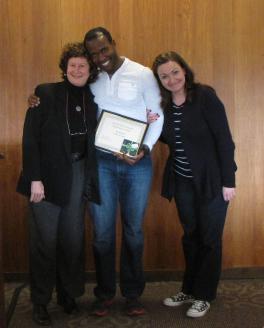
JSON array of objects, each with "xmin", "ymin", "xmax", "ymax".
[
  {"xmin": 175, "ymin": 292, "xmax": 190, "ymax": 301},
  {"xmin": 192, "ymin": 300, "xmax": 206, "ymax": 310}
]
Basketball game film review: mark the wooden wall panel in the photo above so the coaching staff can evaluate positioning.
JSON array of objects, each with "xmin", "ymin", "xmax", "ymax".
[
  {"xmin": 229, "ymin": 0, "xmax": 264, "ymax": 266},
  {"xmin": 1, "ymin": 0, "xmax": 264, "ymax": 275}
]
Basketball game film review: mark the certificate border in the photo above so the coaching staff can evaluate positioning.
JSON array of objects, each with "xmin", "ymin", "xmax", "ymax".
[{"xmin": 95, "ymin": 110, "xmax": 149, "ymax": 157}]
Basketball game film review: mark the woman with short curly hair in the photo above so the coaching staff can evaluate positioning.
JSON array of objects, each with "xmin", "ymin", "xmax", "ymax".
[{"xmin": 17, "ymin": 42, "xmax": 100, "ymax": 325}]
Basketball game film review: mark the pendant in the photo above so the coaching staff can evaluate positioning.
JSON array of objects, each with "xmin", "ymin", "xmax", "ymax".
[{"xmin": 75, "ymin": 106, "xmax": 81, "ymax": 112}]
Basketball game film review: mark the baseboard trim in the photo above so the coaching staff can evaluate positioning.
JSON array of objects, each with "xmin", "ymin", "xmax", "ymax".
[{"xmin": 4, "ymin": 267, "xmax": 264, "ymax": 283}]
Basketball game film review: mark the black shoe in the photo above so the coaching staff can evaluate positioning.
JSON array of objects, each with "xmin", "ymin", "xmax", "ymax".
[
  {"xmin": 32, "ymin": 304, "xmax": 51, "ymax": 326},
  {"xmin": 57, "ymin": 294, "xmax": 78, "ymax": 314}
]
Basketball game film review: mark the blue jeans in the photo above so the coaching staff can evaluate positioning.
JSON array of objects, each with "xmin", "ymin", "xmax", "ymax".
[
  {"xmin": 174, "ymin": 175, "xmax": 228, "ymax": 301},
  {"xmin": 89, "ymin": 151, "xmax": 152, "ymax": 300}
]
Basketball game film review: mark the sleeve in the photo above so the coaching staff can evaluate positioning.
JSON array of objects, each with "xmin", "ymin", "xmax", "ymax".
[
  {"xmin": 141, "ymin": 68, "xmax": 164, "ymax": 150},
  {"xmin": 202, "ymin": 87, "xmax": 237, "ymax": 187},
  {"xmin": 22, "ymin": 85, "xmax": 46, "ymax": 181}
]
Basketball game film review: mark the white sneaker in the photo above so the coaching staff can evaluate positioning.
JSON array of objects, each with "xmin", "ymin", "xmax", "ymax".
[
  {"xmin": 163, "ymin": 292, "xmax": 195, "ymax": 307},
  {"xmin": 186, "ymin": 300, "xmax": 210, "ymax": 318}
]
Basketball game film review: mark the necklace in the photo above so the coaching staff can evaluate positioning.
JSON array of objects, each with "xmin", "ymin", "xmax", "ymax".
[{"xmin": 65, "ymin": 91, "xmax": 87, "ymax": 136}]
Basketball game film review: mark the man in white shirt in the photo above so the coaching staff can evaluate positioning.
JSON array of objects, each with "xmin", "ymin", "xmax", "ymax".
[{"xmin": 84, "ymin": 27, "xmax": 163, "ymax": 317}]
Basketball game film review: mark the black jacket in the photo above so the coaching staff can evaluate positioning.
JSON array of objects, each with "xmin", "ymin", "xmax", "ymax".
[
  {"xmin": 17, "ymin": 82, "xmax": 100, "ymax": 206},
  {"xmin": 161, "ymin": 84, "xmax": 237, "ymax": 201}
]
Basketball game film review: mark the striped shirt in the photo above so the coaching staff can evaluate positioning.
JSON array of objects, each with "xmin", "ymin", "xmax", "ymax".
[{"xmin": 172, "ymin": 102, "xmax": 193, "ymax": 178}]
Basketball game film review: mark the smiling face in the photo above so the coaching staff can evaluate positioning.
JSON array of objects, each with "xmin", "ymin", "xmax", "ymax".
[
  {"xmin": 85, "ymin": 35, "xmax": 122, "ymax": 75},
  {"xmin": 157, "ymin": 60, "xmax": 186, "ymax": 96},
  {"xmin": 66, "ymin": 57, "xmax": 90, "ymax": 87}
]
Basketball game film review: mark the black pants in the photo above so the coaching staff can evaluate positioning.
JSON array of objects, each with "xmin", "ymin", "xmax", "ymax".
[
  {"xmin": 29, "ymin": 160, "xmax": 86, "ymax": 305},
  {"xmin": 174, "ymin": 175, "xmax": 228, "ymax": 302}
]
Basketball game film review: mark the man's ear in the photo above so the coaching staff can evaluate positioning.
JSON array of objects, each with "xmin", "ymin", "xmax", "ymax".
[{"xmin": 112, "ymin": 40, "xmax": 116, "ymax": 46}]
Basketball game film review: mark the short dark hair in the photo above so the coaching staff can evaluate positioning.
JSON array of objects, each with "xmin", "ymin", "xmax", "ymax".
[
  {"xmin": 152, "ymin": 51, "xmax": 195, "ymax": 109},
  {"xmin": 59, "ymin": 42, "xmax": 98, "ymax": 83},
  {"xmin": 83, "ymin": 26, "xmax": 113, "ymax": 48}
]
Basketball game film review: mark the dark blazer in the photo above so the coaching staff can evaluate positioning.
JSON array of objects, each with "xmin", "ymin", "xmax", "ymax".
[
  {"xmin": 161, "ymin": 84, "xmax": 237, "ymax": 202},
  {"xmin": 17, "ymin": 81, "xmax": 100, "ymax": 206}
]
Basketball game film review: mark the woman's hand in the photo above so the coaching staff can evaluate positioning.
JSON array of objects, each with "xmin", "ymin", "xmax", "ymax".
[
  {"xmin": 28, "ymin": 94, "xmax": 40, "ymax": 107},
  {"xmin": 222, "ymin": 187, "xmax": 235, "ymax": 202},
  {"xmin": 30, "ymin": 181, "xmax": 45, "ymax": 202},
  {"xmin": 147, "ymin": 109, "xmax": 160, "ymax": 123}
]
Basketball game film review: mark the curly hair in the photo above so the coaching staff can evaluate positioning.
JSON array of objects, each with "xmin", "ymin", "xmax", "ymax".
[
  {"xmin": 59, "ymin": 42, "xmax": 98, "ymax": 83},
  {"xmin": 152, "ymin": 51, "xmax": 195, "ymax": 109}
]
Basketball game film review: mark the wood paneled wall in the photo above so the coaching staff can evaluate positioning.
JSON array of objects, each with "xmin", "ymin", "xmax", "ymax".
[{"xmin": 1, "ymin": 0, "xmax": 264, "ymax": 274}]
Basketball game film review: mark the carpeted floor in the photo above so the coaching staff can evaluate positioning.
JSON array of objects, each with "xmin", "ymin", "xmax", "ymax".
[{"xmin": 4, "ymin": 280, "xmax": 264, "ymax": 327}]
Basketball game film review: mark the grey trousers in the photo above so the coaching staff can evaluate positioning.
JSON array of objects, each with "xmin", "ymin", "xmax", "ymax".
[{"xmin": 29, "ymin": 160, "xmax": 86, "ymax": 305}]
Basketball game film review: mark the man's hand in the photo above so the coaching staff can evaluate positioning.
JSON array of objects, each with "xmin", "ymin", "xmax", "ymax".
[
  {"xmin": 115, "ymin": 150, "xmax": 145, "ymax": 166},
  {"xmin": 222, "ymin": 187, "xmax": 235, "ymax": 202},
  {"xmin": 28, "ymin": 94, "xmax": 40, "ymax": 107},
  {"xmin": 30, "ymin": 181, "xmax": 45, "ymax": 202}
]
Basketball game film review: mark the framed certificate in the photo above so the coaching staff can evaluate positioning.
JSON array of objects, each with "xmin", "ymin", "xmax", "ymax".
[{"xmin": 95, "ymin": 110, "xmax": 149, "ymax": 157}]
